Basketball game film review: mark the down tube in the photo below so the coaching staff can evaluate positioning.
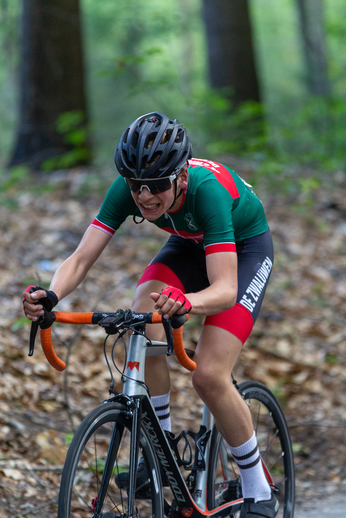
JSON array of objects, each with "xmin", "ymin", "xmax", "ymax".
[{"xmin": 141, "ymin": 398, "xmax": 193, "ymax": 506}]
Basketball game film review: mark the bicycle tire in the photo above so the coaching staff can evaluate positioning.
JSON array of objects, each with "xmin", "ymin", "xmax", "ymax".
[
  {"xmin": 58, "ymin": 401, "xmax": 164, "ymax": 518},
  {"xmin": 207, "ymin": 380, "xmax": 295, "ymax": 518}
]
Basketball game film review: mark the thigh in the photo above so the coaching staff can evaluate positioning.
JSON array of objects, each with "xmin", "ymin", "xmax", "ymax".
[
  {"xmin": 236, "ymin": 227, "xmax": 274, "ymax": 322},
  {"xmin": 204, "ymin": 228, "xmax": 274, "ymax": 344},
  {"xmin": 194, "ymin": 325, "xmax": 242, "ymax": 375}
]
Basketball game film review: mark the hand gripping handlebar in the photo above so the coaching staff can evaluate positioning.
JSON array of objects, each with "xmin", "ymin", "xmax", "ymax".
[{"xmin": 34, "ymin": 311, "xmax": 196, "ymax": 372}]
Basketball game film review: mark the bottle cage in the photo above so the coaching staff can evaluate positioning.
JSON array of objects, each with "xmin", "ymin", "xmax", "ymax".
[{"xmin": 166, "ymin": 426, "xmax": 211, "ymax": 471}]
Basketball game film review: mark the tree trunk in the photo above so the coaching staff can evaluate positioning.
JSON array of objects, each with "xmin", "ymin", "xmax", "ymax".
[
  {"xmin": 296, "ymin": 0, "xmax": 330, "ymax": 97},
  {"xmin": 202, "ymin": 0, "xmax": 261, "ymax": 106},
  {"xmin": 9, "ymin": 0, "xmax": 91, "ymax": 170}
]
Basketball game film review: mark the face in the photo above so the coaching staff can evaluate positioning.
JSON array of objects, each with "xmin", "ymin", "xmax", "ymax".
[
  {"xmin": 130, "ymin": 169, "xmax": 188, "ymax": 220},
  {"xmin": 130, "ymin": 184, "xmax": 175, "ymax": 220}
]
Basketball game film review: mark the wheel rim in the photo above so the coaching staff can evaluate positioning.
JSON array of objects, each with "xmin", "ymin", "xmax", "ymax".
[
  {"xmin": 61, "ymin": 413, "xmax": 162, "ymax": 517},
  {"xmin": 246, "ymin": 394, "xmax": 293, "ymax": 518},
  {"xmin": 209, "ymin": 383, "xmax": 295, "ymax": 518}
]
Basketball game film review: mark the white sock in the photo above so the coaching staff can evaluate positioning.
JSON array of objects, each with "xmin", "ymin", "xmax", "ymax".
[
  {"xmin": 228, "ymin": 431, "xmax": 271, "ymax": 502},
  {"xmin": 152, "ymin": 391, "xmax": 171, "ymax": 432}
]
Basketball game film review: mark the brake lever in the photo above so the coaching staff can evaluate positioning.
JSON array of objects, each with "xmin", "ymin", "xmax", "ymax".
[
  {"xmin": 29, "ymin": 320, "xmax": 39, "ymax": 356},
  {"xmin": 27, "ymin": 286, "xmax": 42, "ymax": 357},
  {"xmin": 27, "ymin": 286, "xmax": 56, "ymax": 356},
  {"xmin": 162, "ymin": 318, "xmax": 174, "ymax": 356}
]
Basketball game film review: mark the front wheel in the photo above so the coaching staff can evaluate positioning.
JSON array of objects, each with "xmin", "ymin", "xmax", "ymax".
[
  {"xmin": 58, "ymin": 402, "xmax": 164, "ymax": 518},
  {"xmin": 207, "ymin": 380, "xmax": 295, "ymax": 518}
]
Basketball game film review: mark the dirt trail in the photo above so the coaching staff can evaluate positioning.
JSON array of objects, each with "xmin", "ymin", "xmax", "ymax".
[{"xmin": 1, "ymin": 168, "xmax": 346, "ymax": 516}]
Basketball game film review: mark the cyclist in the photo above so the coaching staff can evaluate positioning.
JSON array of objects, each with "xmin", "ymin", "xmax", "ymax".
[{"xmin": 23, "ymin": 112, "xmax": 277, "ymax": 518}]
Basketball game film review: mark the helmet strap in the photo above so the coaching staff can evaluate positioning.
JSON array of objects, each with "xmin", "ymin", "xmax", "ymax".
[
  {"xmin": 133, "ymin": 210, "xmax": 145, "ymax": 224},
  {"xmin": 168, "ymin": 179, "xmax": 183, "ymax": 211}
]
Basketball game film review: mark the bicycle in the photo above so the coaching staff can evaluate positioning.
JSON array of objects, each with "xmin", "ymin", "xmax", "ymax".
[{"xmin": 29, "ymin": 305, "xmax": 295, "ymax": 518}]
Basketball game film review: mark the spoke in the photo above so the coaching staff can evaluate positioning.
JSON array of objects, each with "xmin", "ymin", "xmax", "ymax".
[
  {"xmin": 259, "ymin": 426, "xmax": 280, "ymax": 458},
  {"xmin": 103, "ymin": 425, "xmax": 127, "ymax": 513},
  {"xmin": 74, "ymin": 485, "xmax": 93, "ymax": 511},
  {"xmin": 267, "ymin": 451, "xmax": 285, "ymax": 472},
  {"xmin": 264, "ymin": 412, "xmax": 272, "ymax": 466},
  {"xmin": 72, "ymin": 423, "xmax": 129, "ymax": 514}
]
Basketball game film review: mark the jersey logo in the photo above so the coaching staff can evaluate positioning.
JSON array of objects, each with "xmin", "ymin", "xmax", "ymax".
[
  {"xmin": 184, "ymin": 213, "xmax": 198, "ymax": 231},
  {"xmin": 128, "ymin": 361, "xmax": 140, "ymax": 371},
  {"xmin": 239, "ymin": 257, "xmax": 273, "ymax": 312}
]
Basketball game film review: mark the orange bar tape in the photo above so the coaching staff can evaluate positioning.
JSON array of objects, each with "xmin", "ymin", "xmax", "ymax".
[
  {"xmin": 151, "ymin": 312, "xmax": 163, "ymax": 324},
  {"xmin": 54, "ymin": 312, "xmax": 94, "ymax": 324},
  {"xmin": 173, "ymin": 326, "xmax": 196, "ymax": 372},
  {"xmin": 40, "ymin": 328, "xmax": 66, "ymax": 372}
]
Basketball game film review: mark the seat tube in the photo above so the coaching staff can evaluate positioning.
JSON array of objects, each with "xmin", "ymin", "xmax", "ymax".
[
  {"xmin": 123, "ymin": 332, "xmax": 148, "ymax": 397},
  {"xmin": 193, "ymin": 405, "xmax": 214, "ymax": 510}
]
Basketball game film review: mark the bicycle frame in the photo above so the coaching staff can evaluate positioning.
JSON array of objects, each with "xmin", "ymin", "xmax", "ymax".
[
  {"xmin": 114, "ymin": 330, "xmax": 244, "ymax": 518},
  {"xmin": 30, "ymin": 308, "xmax": 294, "ymax": 518}
]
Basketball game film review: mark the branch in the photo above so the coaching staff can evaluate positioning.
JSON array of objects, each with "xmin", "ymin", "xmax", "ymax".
[{"xmin": 13, "ymin": 498, "xmax": 57, "ymax": 518}]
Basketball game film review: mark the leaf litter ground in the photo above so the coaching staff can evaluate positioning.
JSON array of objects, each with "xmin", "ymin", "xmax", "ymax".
[{"xmin": 0, "ymin": 167, "xmax": 346, "ymax": 516}]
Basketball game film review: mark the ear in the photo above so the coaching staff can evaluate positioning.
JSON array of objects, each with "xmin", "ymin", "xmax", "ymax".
[{"xmin": 177, "ymin": 167, "xmax": 189, "ymax": 190}]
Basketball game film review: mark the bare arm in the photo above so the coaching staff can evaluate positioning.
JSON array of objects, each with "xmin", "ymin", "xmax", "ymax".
[
  {"xmin": 23, "ymin": 226, "xmax": 112, "ymax": 320},
  {"xmin": 151, "ymin": 252, "xmax": 238, "ymax": 318},
  {"xmin": 49, "ymin": 226, "xmax": 112, "ymax": 299}
]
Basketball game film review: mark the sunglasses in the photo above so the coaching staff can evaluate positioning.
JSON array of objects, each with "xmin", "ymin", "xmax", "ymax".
[{"xmin": 125, "ymin": 173, "xmax": 177, "ymax": 195}]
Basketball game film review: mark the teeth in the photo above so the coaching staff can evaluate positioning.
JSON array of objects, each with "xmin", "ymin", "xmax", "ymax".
[{"xmin": 142, "ymin": 204, "xmax": 158, "ymax": 209}]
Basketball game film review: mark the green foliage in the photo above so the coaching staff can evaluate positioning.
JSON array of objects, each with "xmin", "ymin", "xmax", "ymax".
[
  {"xmin": 0, "ymin": 165, "xmax": 28, "ymax": 188},
  {"xmin": 0, "ymin": 166, "xmax": 30, "ymax": 208},
  {"xmin": 292, "ymin": 443, "xmax": 304, "ymax": 453},
  {"xmin": 41, "ymin": 111, "xmax": 91, "ymax": 171},
  {"xmin": 65, "ymin": 433, "xmax": 74, "ymax": 446},
  {"xmin": 104, "ymin": 47, "xmax": 164, "ymax": 78},
  {"xmin": 270, "ymin": 96, "xmax": 346, "ymax": 170},
  {"xmin": 325, "ymin": 353, "xmax": 340, "ymax": 365},
  {"xmin": 1, "ymin": 0, "xmax": 346, "ymax": 184},
  {"xmin": 0, "ymin": 0, "xmax": 20, "ymax": 168},
  {"xmin": 11, "ymin": 317, "xmax": 29, "ymax": 332},
  {"xmin": 203, "ymin": 99, "xmax": 269, "ymax": 156},
  {"xmin": 270, "ymin": 383, "xmax": 288, "ymax": 407}
]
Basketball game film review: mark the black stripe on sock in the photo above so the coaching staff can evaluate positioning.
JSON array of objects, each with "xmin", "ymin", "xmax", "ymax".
[
  {"xmin": 232, "ymin": 445, "xmax": 258, "ymax": 461},
  {"xmin": 236, "ymin": 455, "xmax": 261, "ymax": 470},
  {"xmin": 154, "ymin": 403, "xmax": 170, "ymax": 412},
  {"xmin": 158, "ymin": 412, "xmax": 170, "ymax": 421}
]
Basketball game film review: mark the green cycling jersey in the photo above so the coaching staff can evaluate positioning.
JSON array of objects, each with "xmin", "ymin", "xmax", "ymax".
[{"xmin": 92, "ymin": 159, "xmax": 268, "ymax": 255}]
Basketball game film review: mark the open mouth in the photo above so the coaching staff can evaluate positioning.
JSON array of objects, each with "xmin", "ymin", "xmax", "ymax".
[{"xmin": 140, "ymin": 202, "xmax": 160, "ymax": 212}]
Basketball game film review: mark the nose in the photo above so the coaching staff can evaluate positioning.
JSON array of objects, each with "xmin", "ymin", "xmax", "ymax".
[{"xmin": 138, "ymin": 186, "xmax": 153, "ymax": 199}]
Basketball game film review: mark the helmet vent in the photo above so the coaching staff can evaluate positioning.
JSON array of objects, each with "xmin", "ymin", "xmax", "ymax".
[
  {"xmin": 145, "ymin": 133, "xmax": 157, "ymax": 149},
  {"xmin": 143, "ymin": 151, "xmax": 161, "ymax": 169},
  {"xmin": 131, "ymin": 154, "xmax": 137, "ymax": 167},
  {"xmin": 162, "ymin": 150, "xmax": 177, "ymax": 169},
  {"xmin": 161, "ymin": 129, "xmax": 172, "ymax": 144},
  {"xmin": 175, "ymin": 128, "xmax": 184, "ymax": 143},
  {"xmin": 132, "ymin": 131, "xmax": 139, "ymax": 148},
  {"xmin": 123, "ymin": 128, "xmax": 129, "ymax": 144}
]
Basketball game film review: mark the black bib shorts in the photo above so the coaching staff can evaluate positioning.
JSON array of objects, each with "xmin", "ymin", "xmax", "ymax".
[{"xmin": 137, "ymin": 228, "xmax": 274, "ymax": 344}]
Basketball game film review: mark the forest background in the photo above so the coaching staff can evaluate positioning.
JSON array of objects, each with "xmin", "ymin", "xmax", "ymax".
[{"xmin": 1, "ymin": 0, "xmax": 346, "ymax": 516}]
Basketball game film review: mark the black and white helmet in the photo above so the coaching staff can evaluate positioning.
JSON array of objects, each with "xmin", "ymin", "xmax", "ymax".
[{"xmin": 114, "ymin": 112, "xmax": 192, "ymax": 179}]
